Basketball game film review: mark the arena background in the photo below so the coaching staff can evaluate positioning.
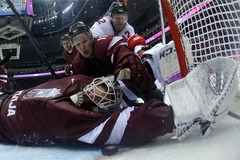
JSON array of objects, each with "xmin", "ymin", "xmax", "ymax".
[{"xmin": 0, "ymin": 0, "xmax": 165, "ymax": 91}]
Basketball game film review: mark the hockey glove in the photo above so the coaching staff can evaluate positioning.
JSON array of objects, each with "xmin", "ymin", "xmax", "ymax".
[
  {"xmin": 144, "ymin": 88, "xmax": 163, "ymax": 102},
  {"xmin": 116, "ymin": 68, "xmax": 131, "ymax": 81}
]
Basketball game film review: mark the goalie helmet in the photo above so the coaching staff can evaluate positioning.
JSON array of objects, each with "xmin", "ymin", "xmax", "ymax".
[
  {"xmin": 83, "ymin": 77, "xmax": 122, "ymax": 110},
  {"xmin": 69, "ymin": 21, "xmax": 93, "ymax": 39}
]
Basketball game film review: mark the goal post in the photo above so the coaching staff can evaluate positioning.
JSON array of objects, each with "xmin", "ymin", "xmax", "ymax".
[
  {"xmin": 145, "ymin": 0, "xmax": 240, "ymax": 105},
  {"xmin": 161, "ymin": 0, "xmax": 188, "ymax": 78},
  {"xmin": 160, "ymin": 0, "xmax": 240, "ymax": 78}
]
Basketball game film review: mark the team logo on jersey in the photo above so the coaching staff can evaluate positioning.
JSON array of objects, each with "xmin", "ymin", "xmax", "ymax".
[{"xmin": 23, "ymin": 88, "xmax": 61, "ymax": 99}]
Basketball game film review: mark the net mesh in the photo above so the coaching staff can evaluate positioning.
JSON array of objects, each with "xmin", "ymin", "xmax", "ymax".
[{"xmin": 167, "ymin": 0, "xmax": 240, "ymax": 69}]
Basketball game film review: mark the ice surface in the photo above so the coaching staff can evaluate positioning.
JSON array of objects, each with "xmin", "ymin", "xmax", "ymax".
[{"xmin": 0, "ymin": 96, "xmax": 239, "ymax": 160}]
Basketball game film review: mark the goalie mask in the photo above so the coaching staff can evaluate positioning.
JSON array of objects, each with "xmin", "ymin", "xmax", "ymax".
[
  {"xmin": 83, "ymin": 77, "xmax": 122, "ymax": 109},
  {"xmin": 70, "ymin": 77, "xmax": 122, "ymax": 110}
]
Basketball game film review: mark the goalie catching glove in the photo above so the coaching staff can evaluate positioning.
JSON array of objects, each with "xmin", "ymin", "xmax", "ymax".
[{"xmin": 166, "ymin": 57, "xmax": 239, "ymax": 140}]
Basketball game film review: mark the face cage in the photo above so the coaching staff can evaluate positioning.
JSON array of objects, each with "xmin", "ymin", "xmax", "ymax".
[{"xmin": 83, "ymin": 77, "xmax": 122, "ymax": 109}]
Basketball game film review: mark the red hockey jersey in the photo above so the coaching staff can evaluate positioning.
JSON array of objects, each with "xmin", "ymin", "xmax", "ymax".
[
  {"xmin": 0, "ymin": 75, "xmax": 174, "ymax": 146},
  {"xmin": 71, "ymin": 35, "xmax": 156, "ymax": 96},
  {"xmin": 0, "ymin": 66, "xmax": 7, "ymax": 90},
  {"xmin": 62, "ymin": 46, "xmax": 79, "ymax": 64}
]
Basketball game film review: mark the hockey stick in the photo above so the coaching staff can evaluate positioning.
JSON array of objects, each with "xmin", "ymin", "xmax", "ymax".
[
  {"xmin": 5, "ymin": 0, "xmax": 57, "ymax": 78},
  {"xmin": 228, "ymin": 111, "xmax": 240, "ymax": 120},
  {"xmin": 0, "ymin": 52, "xmax": 12, "ymax": 66}
]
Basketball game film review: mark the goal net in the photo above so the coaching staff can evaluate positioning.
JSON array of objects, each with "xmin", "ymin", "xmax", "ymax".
[
  {"xmin": 157, "ymin": 0, "xmax": 240, "ymax": 91},
  {"xmin": 154, "ymin": 0, "xmax": 240, "ymax": 137}
]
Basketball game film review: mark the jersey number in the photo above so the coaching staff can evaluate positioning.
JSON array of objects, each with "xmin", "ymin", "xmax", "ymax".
[
  {"xmin": 97, "ymin": 18, "xmax": 106, "ymax": 24},
  {"xmin": 123, "ymin": 31, "xmax": 131, "ymax": 39}
]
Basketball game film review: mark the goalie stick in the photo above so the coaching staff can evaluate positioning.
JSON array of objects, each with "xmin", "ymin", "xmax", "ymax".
[{"xmin": 228, "ymin": 111, "xmax": 240, "ymax": 120}]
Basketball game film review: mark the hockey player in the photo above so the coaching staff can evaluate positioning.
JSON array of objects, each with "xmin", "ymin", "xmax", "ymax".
[
  {"xmin": 90, "ymin": 2, "xmax": 147, "ymax": 55},
  {"xmin": 90, "ymin": 2, "xmax": 134, "ymax": 40},
  {"xmin": 0, "ymin": 74, "xmax": 173, "ymax": 146},
  {"xmin": 60, "ymin": 34, "xmax": 79, "ymax": 75},
  {"xmin": 68, "ymin": 21, "xmax": 163, "ymax": 102},
  {"xmin": 0, "ymin": 69, "xmax": 234, "ymax": 146}
]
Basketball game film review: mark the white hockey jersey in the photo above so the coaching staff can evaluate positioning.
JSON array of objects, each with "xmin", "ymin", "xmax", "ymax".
[{"xmin": 90, "ymin": 16, "xmax": 135, "ymax": 40}]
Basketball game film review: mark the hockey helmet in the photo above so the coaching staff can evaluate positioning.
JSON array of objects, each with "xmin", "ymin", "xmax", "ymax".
[
  {"xmin": 60, "ymin": 34, "xmax": 70, "ymax": 42},
  {"xmin": 109, "ymin": 2, "xmax": 127, "ymax": 16},
  {"xmin": 69, "ymin": 21, "xmax": 92, "ymax": 39},
  {"xmin": 60, "ymin": 34, "xmax": 72, "ymax": 47},
  {"xmin": 83, "ymin": 77, "xmax": 122, "ymax": 110}
]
